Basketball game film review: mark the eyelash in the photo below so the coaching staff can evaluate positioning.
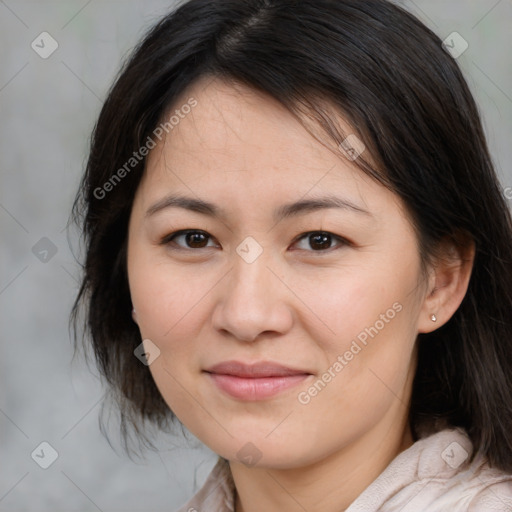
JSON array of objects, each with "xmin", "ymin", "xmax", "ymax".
[{"xmin": 159, "ymin": 229, "xmax": 350, "ymax": 254}]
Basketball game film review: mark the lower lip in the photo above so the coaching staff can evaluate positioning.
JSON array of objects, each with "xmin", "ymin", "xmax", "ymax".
[{"xmin": 206, "ymin": 373, "xmax": 310, "ymax": 401}]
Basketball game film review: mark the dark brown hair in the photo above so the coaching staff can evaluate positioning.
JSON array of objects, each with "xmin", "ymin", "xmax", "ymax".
[{"xmin": 71, "ymin": 0, "xmax": 512, "ymax": 469}]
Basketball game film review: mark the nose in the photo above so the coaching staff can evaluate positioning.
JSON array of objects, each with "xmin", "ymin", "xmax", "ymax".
[{"xmin": 211, "ymin": 251, "xmax": 294, "ymax": 343}]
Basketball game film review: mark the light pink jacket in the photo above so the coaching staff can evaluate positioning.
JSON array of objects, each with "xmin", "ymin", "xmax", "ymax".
[{"xmin": 175, "ymin": 428, "xmax": 512, "ymax": 511}]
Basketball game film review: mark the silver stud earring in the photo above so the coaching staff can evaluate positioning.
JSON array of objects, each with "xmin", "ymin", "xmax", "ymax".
[{"xmin": 431, "ymin": 314, "xmax": 437, "ymax": 322}]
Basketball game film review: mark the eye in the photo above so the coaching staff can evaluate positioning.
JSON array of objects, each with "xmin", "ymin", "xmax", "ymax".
[
  {"xmin": 292, "ymin": 231, "xmax": 348, "ymax": 252},
  {"xmin": 161, "ymin": 230, "xmax": 217, "ymax": 250},
  {"xmin": 160, "ymin": 229, "xmax": 349, "ymax": 253}
]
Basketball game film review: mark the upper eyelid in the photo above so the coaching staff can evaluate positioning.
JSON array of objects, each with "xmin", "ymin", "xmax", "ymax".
[
  {"xmin": 291, "ymin": 231, "xmax": 349, "ymax": 250},
  {"xmin": 161, "ymin": 229, "xmax": 218, "ymax": 246},
  {"xmin": 162, "ymin": 229, "xmax": 348, "ymax": 249}
]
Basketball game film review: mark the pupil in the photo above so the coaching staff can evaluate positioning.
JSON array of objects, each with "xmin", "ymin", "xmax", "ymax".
[
  {"xmin": 187, "ymin": 232, "xmax": 207, "ymax": 248},
  {"xmin": 310, "ymin": 233, "xmax": 331, "ymax": 250}
]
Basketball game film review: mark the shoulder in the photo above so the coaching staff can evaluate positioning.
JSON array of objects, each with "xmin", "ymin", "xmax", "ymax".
[
  {"xmin": 466, "ymin": 466, "xmax": 512, "ymax": 511},
  {"xmin": 347, "ymin": 427, "xmax": 512, "ymax": 512},
  {"xmin": 414, "ymin": 428, "xmax": 512, "ymax": 511},
  {"xmin": 412, "ymin": 428, "xmax": 512, "ymax": 511},
  {"xmin": 174, "ymin": 457, "xmax": 235, "ymax": 512}
]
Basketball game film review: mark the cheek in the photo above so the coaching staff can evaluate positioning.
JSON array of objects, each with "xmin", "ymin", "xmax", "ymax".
[
  {"xmin": 300, "ymin": 260, "xmax": 418, "ymax": 351},
  {"xmin": 128, "ymin": 257, "xmax": 214, "ymax": 421},
  {"xmin": 291, "ymin": 273, "xmax": 417, "ymax": 448},
  {"xmin": 128, "ymin": 253, "xmax": 225, "ymax": 377},
  {"xmin": 129, "ymin": 246, "xmax": 207, "ymax": 330},
  {"xmin": 298, "ymin": 258, "xmax": 421, "ymax": 410}
]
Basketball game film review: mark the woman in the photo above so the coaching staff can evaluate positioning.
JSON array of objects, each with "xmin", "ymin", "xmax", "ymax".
[{"xmin": 71, "ymin": 0, "xmax": 512, "ymax": 510}]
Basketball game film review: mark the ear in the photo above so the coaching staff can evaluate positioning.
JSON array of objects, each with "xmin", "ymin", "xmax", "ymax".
[
  {"xmin": 417, "ymin": 234, "xmax": 475, "ymax": 333},
  {"xmin": 131, "ymin": 307, "xmax": 138, "ymax": 325}
]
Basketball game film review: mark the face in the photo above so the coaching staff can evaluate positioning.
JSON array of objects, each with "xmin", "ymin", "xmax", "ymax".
[{"xmin": 127, "ymin": 77, "xmax": 429, "ymax": 469}]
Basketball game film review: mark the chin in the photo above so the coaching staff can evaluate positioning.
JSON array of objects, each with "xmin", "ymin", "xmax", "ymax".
[{"xmin": 200, "ymin": 427, "xmax": 325, "ymax": 470}]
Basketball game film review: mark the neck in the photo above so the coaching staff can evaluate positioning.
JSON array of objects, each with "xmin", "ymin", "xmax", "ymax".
[{"xmin": 231, "ymin": 412, "xmax": 414, "ymax": 512}]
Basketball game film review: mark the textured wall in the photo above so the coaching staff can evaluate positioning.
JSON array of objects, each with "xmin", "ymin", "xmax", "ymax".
[{"xmin": 1, "ymin": 1, "xmax": 511, "ymax": 510}]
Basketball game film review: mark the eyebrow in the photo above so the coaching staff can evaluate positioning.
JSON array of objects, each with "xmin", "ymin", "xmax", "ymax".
[{"xmin": 145, "ymin": 194, "xmax": 372, "ymax": 221}]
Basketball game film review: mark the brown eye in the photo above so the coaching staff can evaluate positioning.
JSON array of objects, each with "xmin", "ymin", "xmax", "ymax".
[
  {"xmin": 293, "ymin": 231, "xmax": 347, "ymax": 252},
  {"xmin": 309, "ymin": 232, "xmax": 332, "ymax": 250},
  {"xmin": 185, "ymin": 231, "xmax": 209, "ymax": 248},
  {"xmin": 162, "ymin": 230, "xmax": 216, "ymax": 249}
]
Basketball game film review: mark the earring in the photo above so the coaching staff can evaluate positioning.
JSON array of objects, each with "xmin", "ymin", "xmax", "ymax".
[{"xmin": 431, "ymin": 314, "xmax": 437, "ymax": 322}]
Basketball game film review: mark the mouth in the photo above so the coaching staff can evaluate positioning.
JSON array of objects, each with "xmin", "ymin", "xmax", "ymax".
[{"xmin": 203, "ymin": 360, "xmax": 313, "ymax": 401}]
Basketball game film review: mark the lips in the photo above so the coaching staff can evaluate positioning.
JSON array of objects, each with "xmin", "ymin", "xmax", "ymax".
[
  {"xmin": 204, "ymin": 360, "xmax": 312, "ymax": 400},
  {"xmin": 205, "ymin": 360, "xmax": 310, "ymax": 378}
]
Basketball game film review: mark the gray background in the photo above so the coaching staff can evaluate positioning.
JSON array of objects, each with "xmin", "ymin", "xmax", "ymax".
[{"xmin": 0, "ymin": 0, "xmax": 511, "ymax": 510}]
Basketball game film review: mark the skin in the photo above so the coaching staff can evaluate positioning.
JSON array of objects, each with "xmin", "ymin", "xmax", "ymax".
[{"xmin": 127, "ymin": 77, "xmax": 474, "ymax": 512}]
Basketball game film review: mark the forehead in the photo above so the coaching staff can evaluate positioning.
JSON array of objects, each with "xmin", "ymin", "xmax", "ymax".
[
  {"xmin": 137, "ymin": 77, "xmax": 403, "ymax": 220},
  {"xmin": 148, "ymin": 77, "xmax": 342, "ymax": 170}
]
